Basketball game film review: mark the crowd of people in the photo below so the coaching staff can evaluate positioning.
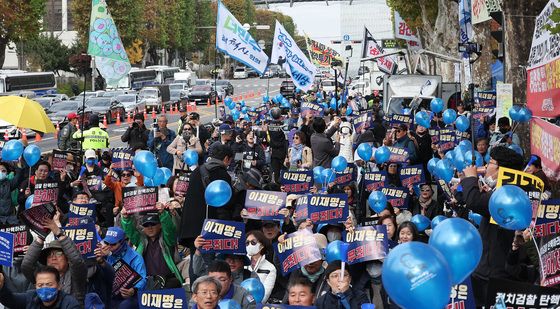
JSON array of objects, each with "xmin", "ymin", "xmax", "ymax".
[{"xmin": 0, "ymin": 88, "xmax": 554, "ymax": 309}]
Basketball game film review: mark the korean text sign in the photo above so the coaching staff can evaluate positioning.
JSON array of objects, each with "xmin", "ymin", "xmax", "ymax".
[{"xmin": 200, "ymin": 219, "xmax": 246, "ymax": 255}]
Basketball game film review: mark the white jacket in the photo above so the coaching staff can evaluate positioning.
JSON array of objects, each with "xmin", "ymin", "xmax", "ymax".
[{"xmin": 246, "ymin": 255, "xmax": 277, "ymax": 303}]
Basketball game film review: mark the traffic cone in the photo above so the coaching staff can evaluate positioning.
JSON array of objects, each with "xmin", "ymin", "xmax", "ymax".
[
  {"xmin": 55, "ymin": 122, "xmax": 60, "ymax": 139},
  {"xmin": 35, "ymin": 132, "xmax": 42, "ymax": 142},
  {"xmin": 151, "ymin": 109, "xmax": 156, "ymax": 119},
  {"xmin": 20, "ymin": 129, "xmax": 27, "ymax": 143},
  {"xmin": 3, "ymin": 130, "xmax": 8, "ymax": 141},
  {"xmin": 103, "ymin": 114, "xmax": 108, "ymax": 128},
  {"xmin": 162, "ymin": 104, "xmax": 166, "ymax": 114},
  {"xmin": 144, "ymin": 109, "xmax": 147, "ymax": 120},
  {"xmin": 207, "ymin": 98, "xmax": 211, "ymax": 107},
  {"xmin": 116, "ymin": 112, "xmax": 121, "ymax": 126},
  {"xmin": 127, "ymin": 111, "xmax": 132, "ymax": 124}
]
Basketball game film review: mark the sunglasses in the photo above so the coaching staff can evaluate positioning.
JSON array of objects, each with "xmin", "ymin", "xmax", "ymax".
[
  {"xmin": 121, "ymin": 173, "xmax": 132, "ymax": 177},
  {"xmin": 421, "ymin": 189, "xmax": 431, "ymax": 192},
  {"xmin": 246, "ymin": 240, "xmax": 259, "ymax": 246},
  {"xmin": 184, "ymin": 128, "xmax": 192, "ymax": 131}
]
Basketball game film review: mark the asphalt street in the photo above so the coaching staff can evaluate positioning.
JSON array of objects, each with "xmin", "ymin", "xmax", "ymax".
[{"xmin": 29, "ymin": 77, "xmax": 283, "ymax": 154}]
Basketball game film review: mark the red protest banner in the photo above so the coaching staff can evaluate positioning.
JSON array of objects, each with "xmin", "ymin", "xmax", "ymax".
[
  {"xmin": 530, "ymin": 117, "xmax": 560, "ymax": 181},
  {"xmin": 122, "ymin": 186, "xmax": 158, "ymax": 214}
]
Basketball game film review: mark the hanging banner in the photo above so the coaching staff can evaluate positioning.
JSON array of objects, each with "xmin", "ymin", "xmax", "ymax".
[
  {"xmin": 295, "ymin": 194, "xmax": 348, "ymax": 225},
  {"xmin": 112, "ymin": 259, "xmax": 143, "ymax": 296},
  {"xmin": 21, "ymin": 203, "xmax": 57, "ymax": 239},
  {"xmin": 122, "ymin": 186, "xmax": 158, "ymax": 214},
  {"xmin": 280, "ymin": 170, "xmax": 313, "ymax": 194},
  {"xmin": 471, "ymin": 0, "xmax": 491, "ymax": 24},
  {"xmin": 33, "ymin": 180, "xmax": 59, "ymax": 205},
  {"xmin": 362, "ymin": 27, "xmax": 397, "ymax": 74},
  {"xmin": 363, "ymin": 171, "xmax": 388, "ymax": 191},
  {"xmin": 111, "ymin": 148, "xmax": 134, "ymax": 171},
  {"xmin": 534, "ymin": 199, "xmax": 560, "ymax": 238},
  {"xmin": 271, "ymin": 20, "xmax": 317, "ymax": 91},
  {"xmin": 64, "ymin": 223, "xmax": 98, "ymax": 259},
  {"xmin": 304, "ymin": 34, "xmax": 343, "ymax": 67},
  {"xmin": 138, "ymin": 288, "xmax": 187, "ymax": 309},
  {"xmin": 458, "ymin": 0, "xmax": 473, "ymax": 45},
  {"xmin": 344, "ymin": 225, "xmax": 388, "ymax": 264},
  {"xmin": 199, "ymin": 219, "xmax": 246, "ymax": 255},
  {"xmin": 244, "ymin": 190, "xmax": 286, "ymax": 221},
  {"xmin": 527, "ymin": 0, "xmax": 560, "ymax": 118},
  {"xmin": 216, "ymin": 1, "xmax": 269, "ymax": 75},
  {"xmin": 530, "ymin": 117, "xmax": 560, "ymax": 181},
  {"xmin": 381, "ymin": 187, "xmax": 410, "ymax": 209},
  {"xmin": 486, "ymin": 277, "xmax": 560, "ymax": 308},
  {"xmin": 275, "ymin": 229, "xmax": 322, "ymax": 276},
  {"xmin": 399, "ymin": 164, "xmax": 425, "ymax": 188},
  {"xmin": 0, "ymin": 231, "xmax": 14, "ymax": 267},
  {"xmin": 448, "ymin": 278, "xmax": 476, "ymax": 309},
  {"xmin": 0, "ymin": 225, "xmax": 31, "ymax": 256}
]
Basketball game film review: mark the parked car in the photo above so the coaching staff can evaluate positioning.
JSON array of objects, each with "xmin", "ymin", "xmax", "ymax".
[
  {"xmin": 280, "ymin": 81, "xmax": 296, "ymax": 98},
  {"xmin": 195, "ymin": 79, "xmax": 212, "ymax": 86},
  {"xmin": 233, "ymin": 67, "xmax": 248, "ymax": 79},
  {"xmin": 34, "ymin": 97, "xmax": 57, "ymax": 111},
  {"xmin": 215, "ymin": 86, "xmax": 227, "ymax": 102},
  {"xmin": 47, "ymin": 100, "xmax": 82, "ymax": 124},
  {"xmin": 262, "ymin": 65, "xmax": 279, "ymax": 78},
  {"xmin": 84, "ymin": 97, "xmax": 125, "ymax": 123},
  {"xmin": 138, "ymin": 86, "xmax": 171, "ymax": 113},
  {"xmin": 170, "ymin": 90, "xmax": 188, "ymax": 106},
  {"xmin": 115, "ymin": 94, "xmax": 143, "ymax": 114},
  {"xmin": 169, "ymin": 83, "xmax": 189, "ymax": 92},
  {"xmin": 189, "ymin": 85, "xmax": 216, "ymax": 105},
  {"xmin": 42, "ymin": 93, "xmax": 69, "ymax": 101},
  {"xmin": 278, "ymin": 67, "xmax": 289, "ymax": 78},
  {"xmin": 246, "ymin": 67, "xmax": 259, "ymax": 78},
  {"xmin": 215, "ymin": 80, "xmax": 234, "ymax": 95}
]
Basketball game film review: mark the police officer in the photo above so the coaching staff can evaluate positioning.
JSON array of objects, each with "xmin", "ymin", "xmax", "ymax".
[
  {"xmin": 73, "ymin": 114, "xmax": 110, "ymax": 150},
  {"xmin": 58, "ymin": 112, "xmax": 79, "ymax": 150}
]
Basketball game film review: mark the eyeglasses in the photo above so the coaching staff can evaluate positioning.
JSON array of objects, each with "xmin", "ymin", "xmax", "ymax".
[
  {"xmin": 395, "ymin": 129, "xmax": 404, "ymax": 133},
  {"xmin": 246, "ymin": 240, "xmax": 258, "ymax": 246},
  {"xmin": 196, "ymin": 290, "xmax": 219, "ymax": 297},
  {"xmin": 48, "ymin": 251, "xmax": 64, "ymax": 258},
  {"xmin": 121, "ymin": 173, "xmax": 132, "ymax": 177}
]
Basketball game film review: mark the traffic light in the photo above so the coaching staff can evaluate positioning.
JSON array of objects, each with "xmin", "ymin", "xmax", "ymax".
[{"xmin": 490, "ymin": 11, "xmax": 504, "ymax": 61}]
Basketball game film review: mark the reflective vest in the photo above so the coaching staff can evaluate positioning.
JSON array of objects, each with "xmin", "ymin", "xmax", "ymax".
[{"xmin": 73, "ymin": 127, "xmax": 109, "ymax": 150}]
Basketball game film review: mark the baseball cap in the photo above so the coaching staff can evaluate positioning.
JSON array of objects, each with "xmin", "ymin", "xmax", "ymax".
[
  {"xmin": 39, "ymin": 240, "xmax": 64, "ymax": 264},
  {"xmin": 67, "ymin": 112, "xmax": 78, "ymax": 120},
  {"xmin": 141, "ymin": 213, "xmax": 160, "ymax": 227},
  {"xmin": 84, "ymin": 149, "xmax": 96, "ymax": 159},
  {"xmin": 219, "ymin": 124, "xmax": 233, "ymax": 134},
  {"xmin": 103, "ymin": 226, "xmax": 125, "ymax": 245},
  {"xmin": 189, "ymin": 112, "xmax": 200, "ymax": 120}
]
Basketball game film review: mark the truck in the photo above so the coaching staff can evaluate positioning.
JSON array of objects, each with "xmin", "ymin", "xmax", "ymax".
[
  {"xmin": 173, "ymin": 71, "xmax": 198, "ymax": 88},
  {"xmin": 139, "ymin": 85, "xmax": 170, "ymax": 113}
]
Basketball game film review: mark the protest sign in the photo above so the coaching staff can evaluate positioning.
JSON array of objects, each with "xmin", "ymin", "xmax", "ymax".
[
  {"xmin": 334, "ymin": 164, "xmax": 356, "ymax": 186},
  {"xmin": 438, "ymin": 128, "xmax": 457, "ymax": 152},
  {"xmin": 531, "ymin": 117, "xmax": 560, "ymax": 181},
  {"xmin": 296, "ymin": 194, "xmax": 348, "ymax": 225},
  {"xmin": 539, "ymin": 232, "xmax": 560, "ymax": 287},
  {"xmin": 381, "ymin": 187, "xmax": 409, "ymax": 209},
  {"xmin": 448, "ymin": 278, "xmax": 475, "ymax": 309},
  {"xmin": 52, "ymin": 149, "xmax": 80, "ymax": 173},
  {"xmin": 112, "ymin": 259, "xmax": 143, "ymax": 296},
  {"xmin": 85, "ymin": 175, "xmax": 104, "ymax": 192},
  {"xmin": 388, "ymin": 114, "xmax": 413, "ymax": 126},
  {"xmin": 138, "ymin": 288, "xmax": 187, "ymax": 309},
  {"xmin": 0, "ymin": 225, "xmax": 31, "ymax": 256},
  {"xmin": 486, "ymin": 277, "xmax": 560, "ymax": 308},
  {"xmin": 0, "ymin": 231, "xmax": 14, "ymax": 267},
  {"xmin": 437, "ymin": 179, "xmax": 454, "ymax": 201},
  {"xmin": 399, "ymin": 164, "xmax": 425, "ymax": 188},
  {"xmin": 300, "ymin": 101, "xmax": 323, "ymax": 118},
  {"xmin": 363, "ymin": 171, "xmax": 388, "ymax": 191},
  {"xmin": 64, "ymin": 223, "xmax": 97, "ymax": 259},
  {"xmin": 387, "ymin": 146, "xmax": 409, "ymax": 164},
  {"xmin": 257, "ymin": 305, "xmax": 316, "ymax": 309},
  {"xmin": 199, "ymin": 219, "xmax": 246, "ymax": 255},
  {"xmin": 534, "ymin": 200, "xmax": 560, "ymax": 238},
  {"xmin": 280, "ymin": 170, "xmax": 313, "ymax": 194},
  {"xmin": 275, "ymin": 229, "xmax": 322, "ymax": 276},
  {"xmin": 473, "ymin": 91, "xmax": 496, "ymax": 136},
  {"xmin": 111, "ymin": 148, "xmax": 134, "ymax": 171},
  {"xmin": 344, "ymin": 225, "xmax": 388, "ymax": 264},
  {"xmin": 69, "ymin": 203, "xmax": 96, "ymax": 220},
  {"xmin": 174, "ymin": 174, "xmax": 189, "ymax": 197},
  {"xmin": 67, "ymin": 214, "xmax": 95, "ymax": 226},
  {"xmin": 123, "ymin": 186, "xmax": 158, "ymax": 214},
  {"xmin": 353, "ymin": 112, "xmax": 371, "ymax": 132},
  {"xmin": 21, "ymin": 203, "xmax": 57, "ymax": 238},
  {"xmin": 33, "ymin": 180, "xmax": 59, "ymax": 205},
  {"xmin": 244, "ymin": 190, "xmax": 286, "ymax": 221},
  {"xmin": 429, "ymin": 127, "xmax": 440, "ymax": 144}
]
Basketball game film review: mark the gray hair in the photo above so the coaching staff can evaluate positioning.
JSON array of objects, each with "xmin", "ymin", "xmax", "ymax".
[{"xmin": 192, "ymin": 275, "xmax": 222, "ymax": 295}]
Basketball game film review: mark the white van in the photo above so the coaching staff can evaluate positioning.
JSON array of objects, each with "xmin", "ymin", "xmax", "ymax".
[
  {"xmin": 174, "ymin": 71, "xmax": 198, "ymax": 88},
  {"xmin": 233, "ymin": 67, "xmax": 248, "ymax": 79}
]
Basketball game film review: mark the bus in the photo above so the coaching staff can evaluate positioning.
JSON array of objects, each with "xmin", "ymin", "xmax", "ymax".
[
  {"xmin": 115, "ymin": 68, "xmax": 158, "ymax": 90},
  {"xmin": 146, "ymin": 65, "xmax": 180, "ymax": 84},
  {"xmin": 0, "ymin": 71, "xmax": 57, "ymax": 95}
]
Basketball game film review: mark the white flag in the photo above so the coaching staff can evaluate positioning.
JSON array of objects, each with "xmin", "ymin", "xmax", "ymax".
[
  {"xmin": 271, "ymin": 20, "xmax": 317, "ymax": 91},
  {"xmin": 216, "ymin": 1, "xmax": 268, "ymax": 75},
  {"xmin": 361, "ymin": 27, "xmax": 397, "ymax": 75},
  {"xmin": 394, "ymin": 11, "xmax": 422, "ymax": 50}
]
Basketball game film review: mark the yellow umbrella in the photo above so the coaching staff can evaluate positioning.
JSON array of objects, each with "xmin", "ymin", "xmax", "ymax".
[{"xmin": 0, "ymin": 96, "xmax": 56, "ymax": 133}]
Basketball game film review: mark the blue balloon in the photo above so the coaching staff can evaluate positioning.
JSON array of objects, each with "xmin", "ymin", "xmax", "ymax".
[
  {"xmin": 25, "ymin": 194, "xmax": 34, "ymax": 210},
  {"xmin": 205, "ymin": 180, "xmax": 232, "ymax": 207},
  {"xmin": 411, "ymin": 214, "xmax": 430, "ymax": 232},
  {"xmin": 23, "ymin": 145, "xmax": 41, "ymax": 167},
  {"xmin": 444, "ymin": 150, "xmax": 454, "ymax": 163},
  {"xmin": 144, "ymin": 177, "xmax": 155, "ymax": 187},
  {"xmin": 1, "ymin": 140, "xmax": 24, "ymax": 161},
  {"xmin": 361, "ymin": 305, "xmax": 375, "ymax": 309},
  {"xmin": 431, "ymin": 215, "xmax": 447, "ymax": 230},
  {"xmin": 184, "ymin": 149, "xmax": 199, "ymax": 166},
  {"xmin": 435, "ymin": 159, "xmax": 454, "ymax": 183},
  {"xmin": 321, "ymin": 168, "xmax": 336, "ymax": 184},
  {"xmin": 316, "ymin": 91, "xmax": 323, "ymax": 99},
  {"xmin": 331, "ymin": 156, "xmax": 348, "ymax": 173},
  {"xmin": 227, "ymin": 102, "xmax": 235, "ymax": 110},
  {"xmin": 275, "ymin": 94, "xmax": 283, "ymax": 102},
  {"xmin": 456, "ymin": 115, "xmax": 470, "ymax": 132},
  {"xmin": 468, "ymin": 211, "xmax": 482, "ymax": 226},
  {"xmin": 325, "ymin": 240, "xmax": 349, "ymax": 263},
  {"xmin": 152, "ymin": 168, "xmax": 165, "ymax": 186},
  {"xmin": 458, "ymin": 140, "xmax": 473, "ymax": 152},
  {"xmin": 240, "ymin": 278, "xmax": 265, "ymax": 303},
  {"xmin": 429, "ymin": 218, "xmax": 482, "ymax": 284},
  {"xmin": 368, "ymin": 191, "xmax": 387, "ymax": 214},
  {"xmin": 382, "ymin": 242, "xmax": 452, "ymax": 309},
  {"xmin": 489, "ymin": 185, "xmax": 532, "ymax": 230},
  {"xmin": 218, "ymin": 299, "xmax": 241, "ymax": 309},
  {"xmin": 509, "ymin": 105, "xmax": 522, "ymax": 122},
  {"xmin": 263, "ymin": 95, "xmax": 269, "ymax": 103},
  {"xmin": 232, "ymin": 109, "xmax": 240, "ymax": 121},
  {"xmin": 430, "ymin": 98, "xmax": 444, "ymax": 113},
  {"xmin": 329, "ymin": 97, "xmax": 337, "ymax": 109},
  {"xmin": 519, "ymin": 107, "xmax": 532, "ymax": 122},
  {"xmin": 414, "ymin": 111, "xmax": 431, "ymax": 128},
  {"xmin": 346, "ymin": 106, "xmax": 353, "ymax": 116},
  {"xmin": 453, "ymin": 147, "xmax": 466, "ymax": 172},
  {"xmin": 357, "ymin": 143, "xmax": 373, "ymax": 162},
  {"xmin": 161, "ymin": 167, "xmax": 172, "ymax": 184},
  {"xmin": 240, "ymin": 100, "xmax": 246, "ymax": 107},
  {"xmin": 374, "ymin": 146, "xmax": 391, "ymax": 164},
  {"xmin": 442, "ymin": 109, "xmax": 457, "ymax": 125},
  {"xmin": 133, "ymin": 150, "xmax": 157, "ymax": 178},
  {"xmin": 484, "ymin": 151, "xmax": 491, "ymax": 164},
  {"xmin": 320, "ymin": 103, "xmax": 328, "ymax": 110},
  {"xmin": 313, "ymin": 166, "xmax": 325, "ymax": 182},
  {"xmin": 508, "ymin": 144, "xmax": 523, "ymax": 156},
  {"xmin": 224, "ymin": 97, "xmax": 233, "ymax": 105},
  {"xmin": 241, "ymin": 107, "xmax": 248, "ymax": 114},
  {"xmin": 464, "ymin": 150, "xmax": 484, "ymax": 167},
  {"xmin": 427, "ymin": 157, "xmax": 440, "ymax": 174}
]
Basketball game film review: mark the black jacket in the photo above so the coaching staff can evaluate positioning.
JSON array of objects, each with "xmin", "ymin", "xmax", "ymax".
[
  {"xmin": 121, "ymin": 124, "xmax": 149, "ymax": 150},
  {"xmin": 413, "ymin": 131, "xmax": 433, "ymax": 166},
  {"xmin": 410, "ymin": 198, "xmax": 443, "ymax": 220},
  {"xmin": 315, "ymin": 288, "xmax": 370, "ymax": 309},
  {"xmin": 0, "ymin": 287, "xmax": 80, "ymax": 309}
]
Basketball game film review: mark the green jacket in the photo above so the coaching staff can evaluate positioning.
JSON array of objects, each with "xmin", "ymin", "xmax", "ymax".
[{"xmin": 121, "ymin": 211, "xmax": 184, "ymax": 284}]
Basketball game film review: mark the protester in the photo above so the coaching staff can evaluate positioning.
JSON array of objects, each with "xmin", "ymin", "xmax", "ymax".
[
  {"xmin": 410, "ymin": 183, "xmax": 443, "ymax": 220},
  {"xmin": 0, "ymin": 161, "xmax": 24, "ymax": 226},
  {"xmin": 286, "ymin": 277, "xmax": 315, "ymax": 306},
  {"xmin": 525, "ymin": 155, "xmax": 552, "ymax": 194},
  {"xmin": 285, "ymin": 131, "xmax": 312, "ymax": 170},
  {"xmin": 167, "ymin": 122, "xmax": 203, "ymax": 172},
  {"xmin": 121, "ymin": 113, "xmax": 149, "ymax": 150},
  {"xmin": 58, "ymin": 113, "xmax": 79, "ymax": 150},
  {"xmin": 148, "ymin": 115, "xmax": 176, "ymax": 170},
  {"xmin": 315, "ymin": 261, "xmax": 370, "ymax": 308},
  {"xmin": 489, "ymin": 117, "xmax": 520, "ymax": 148},
  {"xmin": 207, "ymin": 261, "xmax": 256, "ymax": 309},
  {"xmin": 190, "ymin": 275, "xmax": 222, "ymax": 309},
  {"xmin": 397, "ymin": 221, "xmax": 419, "ymax": 244},
  {"xmin": 104, "ymin": 164, "xmax": 144, "ymax": 217},
  {"xmin": 245, "ymin": 231, "xmax": 276, "ymax": 303},
  {"xmin": 311, "ymin": 117, "xmax": 340, "ymax": 168},
  {"xmin": 384, "ymin": 124, "xmax": 417, "ymax": 164}
]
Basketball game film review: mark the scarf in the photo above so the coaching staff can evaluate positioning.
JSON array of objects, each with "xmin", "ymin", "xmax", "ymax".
[
  {"xmin": 419, "ymin": 196, "xmax": 433, "ymax": 211},
  {"xmin": 290, "ymin": 143, "xmax": 304, "ymax": 165},
  {"xmin": 301, "ymin": 266, "xmax": 324, "ymax": 283}
]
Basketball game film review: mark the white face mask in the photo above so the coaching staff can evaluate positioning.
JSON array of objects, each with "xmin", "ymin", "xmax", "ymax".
[
  {"xmin": 484, "ymin": 175, "xmax": 497, "ymax": 188},
  {"xmin": 246, "ymin": 243, "xmax": 261, "ymax": 256},
  {"xmin": 327, "ymin": 231, "xmax": 342, "ymax": 242},
  {"xmin": 0, "ymin": 172, "xmax": 6, "ymax": 181}
]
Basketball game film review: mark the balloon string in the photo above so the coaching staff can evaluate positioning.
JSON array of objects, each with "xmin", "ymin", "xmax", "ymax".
[
  {"xmin": 530, "ymin": 227, "xmax": 545, "ymax": 284},
  {"xmin": 205, "ymin": 204, "xmax": 208, "ymax": 220}
]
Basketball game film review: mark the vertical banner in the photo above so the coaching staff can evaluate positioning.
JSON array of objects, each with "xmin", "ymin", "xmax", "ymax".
[
  {"xmin": 0, "ymin": 225, "xmax": 31, "ymax": 256},
  {"xmin": 495, "ymin": 83, "xmax": 513, "ymax": 125},
  {"xmin": 138, "ymin": 288, "xmax": 187, "ymax": 309},
  {"xmin": 530, "ymin": 117, "xmax": 560, "ymax": 181},
  {"xmin": 275, "ymin": 229, "xmax": 322, "ymax": 276},
  {"xmin": 122, "ymin": 187, "xmax": 158, "ymax": 214},
  {"xmin": 199, "ymin": 219, "xmax": 246, "ymax": 255},
  {"xmin": 0, "ymin": 231, "xmax": 14, "ymax": 267},
  {"xmin": 344, "ymin": 225, "xmax": 388, "ymax": 264},
  {"xmin": 244, "ymin": 190, "xmax": 286, "ymax": 220},
  {"xmin": 279, "ymin": 170, "xmax": 313, "ymax": 194},
  {"xmin": 394, "ymin": 11, "xmax": 422, "ymax": 50}
]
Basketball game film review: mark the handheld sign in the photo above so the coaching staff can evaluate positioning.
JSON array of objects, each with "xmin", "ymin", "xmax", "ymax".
[
  {"xmin": 344, "ymin": 225, "xmax": 388, "ymax": 264},
  {"xmin": 111, "ymin": 148, "xmax": 134, "ymax": 171},
  {"xmin": 353, "ymin": 112, "xmax": 371, "ymax": 132},
  {"xmin": 52, "ymin": 150, "xmax": 72, "ymax": 172},
  {"xmin": 112, "ymin": 259, "xmax": 143, "ymax": 296},
  {"xmin": 381, "ymin": 187, "xmax": 409, "ymax": 209},
  {"xmin": 296, "ymin": 194, "xmax": 348, "ymax": 225},
  {"xmin": 199, "ymin": 219, "xmax": 246, "ymax": 255},
  {"xmin": 300, "ymin": 101, "xmax": 323, "ymax": 117},
  {"xmin": 85, "ymin": 175, "xmax": 104, "ymax": 192},
  {"xmin": 388, "ymin": 114, "xmax": 413, "ymax": 126},
  {"xmin": 534, "ymin": 199, "xmax": 560, "ymax": 238},
  {"xmin": 138, "ymin": 288, "xmax": 187, "ymax": 309},
  {"xmin": 122, "ymin": 186, "xmax": 158, "ymax": 214},
  {"xmin": 448, "ymin": 278, "xmax": 475, "ymax": 309},
  {"xmin": 33, "ymin": 180, "xmax": 59, "ymax": 205},
  {"xmin": 68, "ymin": 203, "xmax": 96, "ymax": 220},
  {"xmin": 363, "ymin": 171, "xmax": 388, "ymax": 191},
  {"xmin": 280, "ymin": 170, "xmax": 313, "ymax": 194},
  {"xmin": 387, "ymin": 146, "xmax": 409, "ymax": 164},
  {"xmin": 399, "ymin": 164, "xmax": 425, "ymax": 188},
  {"xmin": 64, "ymin": 223, "xmax": 98, "ymax": 259},
  {"xmin": 438, "ymin": 128, "xmax": 456, "ymax": 152},
  {"xmin": 485, "ymin": 278, "xmax": 560, "ymax": 309},
  {"xmin": 0, "ymin": 231, "xmax": 14, "ymax": 267},
  {"xmin": 174, "ymin": 174, "xmax": 189, "ymax": 197},
  {"xmin": 334, "ymin": 164, "xmax": 356, "ymax": 186},
  {"xmin": 0, "ymin": 225, "xmax": 31, "ymax": 256},
  {"xmin": 244, "ymin": 190, "xmax": 286, "ymax": 221},
  {"xmin": 21, "ymin": 203, "xmax": 57, "ymax": 239},
  {"xmin": 66, "ymin": 214, "xmax": 95, "ymax": 226},
  {"xmin": 275, "ymin": 229, "xmax": 322, "ymax": 276}
]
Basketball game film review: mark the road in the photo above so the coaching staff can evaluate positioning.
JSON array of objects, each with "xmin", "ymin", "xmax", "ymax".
[{"xmin": 28, "ymin": 77, "xmax": 283, "ymax": 154}]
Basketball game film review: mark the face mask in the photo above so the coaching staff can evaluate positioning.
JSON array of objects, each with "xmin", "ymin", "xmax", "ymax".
[
  {"xmin": 327, "ymin": 231, "xmax": 342, "ymax": 242},
  {"xmin": 36, "ymin": 287, "xmax": 58, "ymax": 302},
  {"xmin": 499, "ymin": 127, "xmax": 509, "ymax": 134},
  {"xmin": 246, "ymin": 243, "xmax": 261, "ymax": 256},
  {"xmin": 86, "ymin": 158, "xmax": 96, "ymax": 166},
  {"xmin": 182, "ymin": 133, "xmax": 191, "ymax": 140},
  {"xmin": 484, "ymin": 175, "xmax": 497, "ymax": 188},
  {"xmin": 0, "ymin": 172, "xmax": 7, "ymax": 181}
]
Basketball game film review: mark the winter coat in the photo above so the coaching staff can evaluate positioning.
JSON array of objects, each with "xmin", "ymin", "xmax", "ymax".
[
  {"xmin": 0, "ymin": 287, "xmax": 81, "ymax": 309},
  {"xmin": 107, "ymin": 244, "xmax": 147, "ymax": 290},
  {"xmin": 392, "ymin": 135, "xmax": 417, "ymax": 164},
  {"xmin": 245, "ymin": 255, "xmax": 276, "ymax": 303},
  {"xmin": 287, "ymin": 146, "xmax": 313, "ymax": 169},
  {"xmin": 315, "ymin": 288, "xmax": 370, "ymax": 309},
  {"xmin": 58, "ymin": 123, "xmax": 78, "ymax": 150},
  {"xmin": 311, "ymin": 126, "xmax": 340, "ymax": 168},
  {"xmin": 86, "ymin": 261, "xmax": 115, "ymax": 309},
  {"xmin": 167, "ymin": 135, "xmax": 203, "ymax": 172},
  {"xmin": 0, "ymin": 168, "xmax": 23, "ymax": 218},
  {"xmin": 121, "ymin": 124, "xmax": 149, "ymax": 150},
  {"xmin": 148, "ymin": 128, "xmax": 176, "ymax": 170}
]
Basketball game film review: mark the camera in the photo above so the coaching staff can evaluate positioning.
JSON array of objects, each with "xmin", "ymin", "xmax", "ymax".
[{"xmin": 458, "ymin": 42, "xmax": 482, "ymax": 54}]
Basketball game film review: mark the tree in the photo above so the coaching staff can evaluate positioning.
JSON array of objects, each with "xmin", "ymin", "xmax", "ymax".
[
  {"xmin": 25, "ymin": 34, "xmax": 70, "ymax": 74},
  {"xmin": 0, "ymin": 0, "xmax": 46, "ymax": 68},
  {"xmin": 193, "ymin": 0, "xmax": 215, "ymax": 64},
  {"xmin": 254, "ymin": 9, "xmax": 299, "ymax": 56}
]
